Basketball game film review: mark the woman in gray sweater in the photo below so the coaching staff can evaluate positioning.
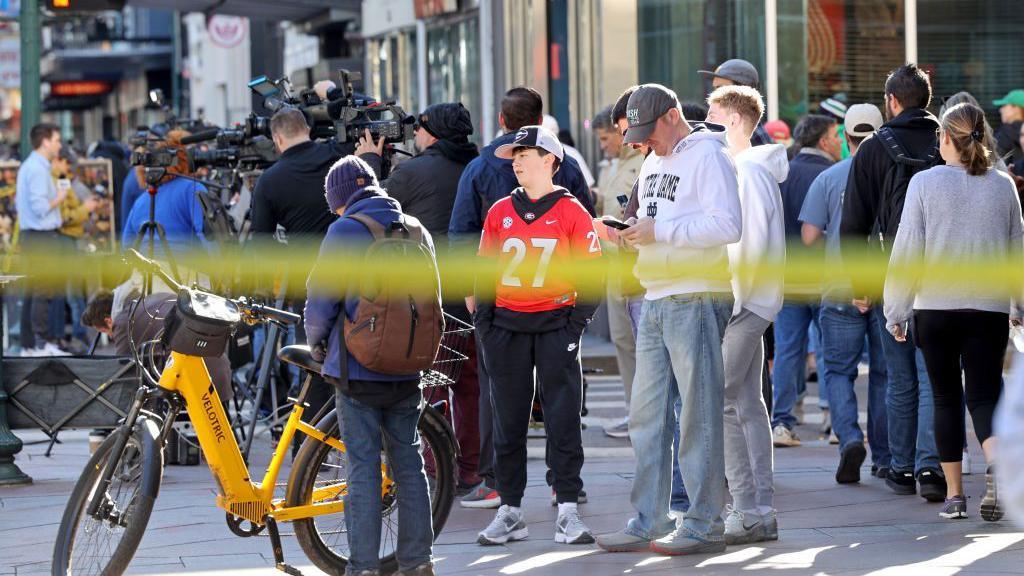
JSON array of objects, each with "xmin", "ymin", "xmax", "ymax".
[{"xmin": 884, "ymin": 102, "xmax": 1023, "ymax": 522}]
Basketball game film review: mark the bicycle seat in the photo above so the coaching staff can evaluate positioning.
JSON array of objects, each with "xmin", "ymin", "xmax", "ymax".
[{"xmin": 277, "ymin": 345, "xmax": 323, "ymax": 374}]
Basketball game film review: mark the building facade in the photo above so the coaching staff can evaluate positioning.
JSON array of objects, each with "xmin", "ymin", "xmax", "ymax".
[{"xmin": 363, "ymin": 0, "xmax": 1024, "ymax": 168}]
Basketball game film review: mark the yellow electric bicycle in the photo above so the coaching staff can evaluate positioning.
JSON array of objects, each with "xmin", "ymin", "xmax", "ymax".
[{"xmin": 52, "ymin": 250, "xmax": 458, "ymax": 575}]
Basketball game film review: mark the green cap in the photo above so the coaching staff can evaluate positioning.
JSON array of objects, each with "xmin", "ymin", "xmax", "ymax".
[{"xmin": 993, "ymin": 89, "xmax": 1024, "ymax": 108}]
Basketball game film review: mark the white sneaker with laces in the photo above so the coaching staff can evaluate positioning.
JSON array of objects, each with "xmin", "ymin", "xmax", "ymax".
[
  {"xmin": 478, "ymin": 505, "xmax": 528, "ymax": 545},
  {"xmin": 772, "ymin": 425, "xmax": 801, "ymax": 447},
  {"xmin": 724, "ymin": 505, "xmax": 766, "ymax": 545},
  {"xmin": 603, "ymin": 417, "xmax": 629, "ymax": 438},
  {"xmin": 555, "ymin": 504, "xmax": 594, "ymax": 544}
]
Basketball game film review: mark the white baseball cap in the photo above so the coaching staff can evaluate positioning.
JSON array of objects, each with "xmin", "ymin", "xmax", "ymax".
[
  {"xmin": 494, "ymin": 125, "xmax": 565, "ymax": 160},
  {"xmin": 844, "ymin": 103, "xmax": 884, "ymax": 137}
]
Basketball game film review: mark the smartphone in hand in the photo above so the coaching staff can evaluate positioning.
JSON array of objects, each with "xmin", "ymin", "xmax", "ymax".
[{"xmin": 601, "ymin": 217, "xmax": 632, "ymax": 231}]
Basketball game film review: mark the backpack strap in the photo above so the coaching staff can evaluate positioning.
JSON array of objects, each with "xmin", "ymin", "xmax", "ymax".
[
  {"xmin": 347, "ymin": 213, "xmax": 387, "ymax": 240},
  {"xmin": 876, "ymin": 126, "xmax": 938, "ymax": 167}
]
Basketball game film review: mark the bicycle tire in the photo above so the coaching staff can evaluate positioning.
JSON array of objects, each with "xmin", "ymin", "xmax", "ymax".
[
  {"xmin": 286, "ymin": 404, "xmax": 457, "ymax": 575},
  {"xmin": 52, "ymin": 418, "xmax": 164, "ymax": 576}
]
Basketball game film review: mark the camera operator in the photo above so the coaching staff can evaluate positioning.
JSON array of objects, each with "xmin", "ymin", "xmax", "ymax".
[
  {"xmin": 353, "ymin": 102, "xmax": 478, "ymax": 239},
  {"xmin": 249, "ymin": 107, "xmax": 348, "ymax": 239},
  {"xmin": 122, "ymin": 130, "xmax": 214, "ymax": 260},
  {"xmin": 248, "ymin": 107, "xmax": 349, "ymax": 427}
]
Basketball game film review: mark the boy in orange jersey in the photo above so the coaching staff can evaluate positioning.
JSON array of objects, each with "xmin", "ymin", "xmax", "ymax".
[{"xmin": 474, "ymin": 126, "xmax": 601, "ymax": 546}]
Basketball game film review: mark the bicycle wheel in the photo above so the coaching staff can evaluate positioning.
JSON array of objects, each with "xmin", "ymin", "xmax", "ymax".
[
  {"xmin": 52, "ymin": 418, "xmax": 164, "ymax": 576},
  {"xmin": 286, "ymin": 404, "xmax": 457, "ymax": 575}
]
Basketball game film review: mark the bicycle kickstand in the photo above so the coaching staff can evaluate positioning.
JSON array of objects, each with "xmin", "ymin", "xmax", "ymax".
[{"xmin": 265, "ymin": 518, "xmax": 303, "ymax": 576}]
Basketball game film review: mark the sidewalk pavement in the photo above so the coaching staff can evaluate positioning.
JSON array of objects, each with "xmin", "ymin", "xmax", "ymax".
[{"xmin": 2, "ymin": 373, "xmax": 1022, "ymax": 575}]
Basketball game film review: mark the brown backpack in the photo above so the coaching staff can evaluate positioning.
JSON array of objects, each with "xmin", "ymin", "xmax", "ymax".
[{"xmin": 342, "ymin": 213, "xmax": 444, "ymax": 375}]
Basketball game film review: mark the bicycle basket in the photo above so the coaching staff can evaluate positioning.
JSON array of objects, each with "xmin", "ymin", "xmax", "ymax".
[
  {"xmin": 162, "ymin": 288, "xmax": 240, "ymax": 358},
  {"xmin": 420, "ymin": 312, "xmax": 474, "ymax": 388}
]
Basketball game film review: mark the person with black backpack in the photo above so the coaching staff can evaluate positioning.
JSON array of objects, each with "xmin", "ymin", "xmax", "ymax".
[
  {"xmin": 305, "ymin": 155, "xmax": 442, "ymax": 576},
  {"xmin": 840, "ymin": 63, "xmax": 945, "ymax": 502}
]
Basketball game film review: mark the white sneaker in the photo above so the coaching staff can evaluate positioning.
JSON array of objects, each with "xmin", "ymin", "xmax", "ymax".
[
  {"xmin": 42, "ymin": 342, "xmax": 71, "ymax": 356},
  {"xmin": 603, "ymin": 417, "xmax": 629, "ymax": 439},
  {"xmin": 963, "ymin": 448, "xmax": 973, "ymax": 475},
  {"xmin": 555, "ymin": 505, "xmax": 594, "ymax": 544},
  {"xmin": 772, "ymin": 425, "xmax": 801, "ymax": 447},
  {"xmin": 477, "ymin": 505, "xmax": 528, "ymax": 546},
  {"xmin": 724, "ymin": 505, "xmax": 766, "ymax": 545},
  {"xmin": 828, "ymin": 430, "xmax": 840, "ymax": 445}
]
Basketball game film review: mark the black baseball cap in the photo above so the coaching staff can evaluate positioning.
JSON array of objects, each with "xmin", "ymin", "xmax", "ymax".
[
  {"xmin": 623, "ymin": 84, "xmax": 680, "ymax": 144},
  {"xmin": 494, "ymin": 125, "xmax": 565, "ymax": 160},
  {"xmin": 698, "ymin": 59, "xmax": 760, "ymax": 88}
]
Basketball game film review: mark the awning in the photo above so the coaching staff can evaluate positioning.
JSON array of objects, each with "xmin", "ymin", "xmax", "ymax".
[
  {"xmin": 125, "ymin": 0, "xmax": 359, "ymax": 23},
  {"xmin": 41, "ymin": 44, "xmax": 172, "ymax": 82}
]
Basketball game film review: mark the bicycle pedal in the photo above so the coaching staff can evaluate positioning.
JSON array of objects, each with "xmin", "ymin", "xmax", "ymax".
[{"xmin": 276, "ymin": 563, "xmax": 303, "ymax": 576}]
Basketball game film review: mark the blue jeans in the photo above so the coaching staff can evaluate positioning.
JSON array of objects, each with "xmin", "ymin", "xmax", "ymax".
[
  {"xmin": 337, "ymin": 391, "xmax": 432, "ymax": 573},
  {"xmin": 771, "ymin": 303, "xmax": 822, "ymax": 429},
  {"xmin": 820, "ymin": 304, "xmax": 890, "ymax": 467},
  {"xmin": 871, "ymin": 307, "xmax": 939, "ymax": 474},
  {"xmin": 626, "ymin": 293, "xmax": 732, "ymax": 541},
  {"xmin": 626, "ymin": 296, "xmax": 689, "ymax": 512}
]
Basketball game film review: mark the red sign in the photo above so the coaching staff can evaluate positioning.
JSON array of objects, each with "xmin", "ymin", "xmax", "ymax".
[
  {"xmin": 208, "ymin": 15, "xmax": 247, "ymax": 49},
  {"xmin": 50, "ymin": 80, "xmax": 112, "ymax": 97},
  {"xmin": 414, "ymin": 0, "xmax": 457, "ymax": 19}
]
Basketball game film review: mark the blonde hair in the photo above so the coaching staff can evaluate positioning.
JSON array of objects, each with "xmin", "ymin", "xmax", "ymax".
[
  {"xmin": 707, "ymin": 85, "xmax": 765, "ymax": 130},
  {"xmin": 940, "ymin": 103, "xmax": 992, "ymax": 176}
]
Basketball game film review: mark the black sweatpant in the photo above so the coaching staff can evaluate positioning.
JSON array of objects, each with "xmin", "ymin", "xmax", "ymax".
[
  {"xmin": 914, "ymin": 309, "xmax": 1007, "ymax": 463},
  {"xmin": 482, "ymin": 323, "xmax": 584, "ymax": 507}
]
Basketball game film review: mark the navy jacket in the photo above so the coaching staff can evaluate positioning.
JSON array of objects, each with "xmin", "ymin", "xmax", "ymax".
[
  {"xmin": 304, "ymin": 187, "xmax": 435, "ymax": 386},
  {"xmin": 448, "ymin": 131, "xmax": 595, "ymax": 247}
]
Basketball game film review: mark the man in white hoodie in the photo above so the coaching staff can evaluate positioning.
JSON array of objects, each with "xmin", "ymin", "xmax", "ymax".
[
  {"xmin": 596, "ymin": 84, "xmax": 742, "ymax": 556},
  {"xmin": 706, "ymin": 85, "xmax": 787, "ymax": 545}
]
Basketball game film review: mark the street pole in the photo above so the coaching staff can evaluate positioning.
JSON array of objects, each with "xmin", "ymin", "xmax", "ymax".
[
  {"xmin": 0, "ymin": 0, "xmax": 39, "ymax": 487},
  {"xmin": 19, "ymin": 0, "xmax": 41, "ymax": 160}
]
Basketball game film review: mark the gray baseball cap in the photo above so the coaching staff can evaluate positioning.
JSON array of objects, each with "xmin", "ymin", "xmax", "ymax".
[
  {"xmin": 623, "ymin": 84, "xmax": 680, "ymax": 144},
  {"xmin": 698, "ymin": 59, "xmax": 760, "ymax": 88}
]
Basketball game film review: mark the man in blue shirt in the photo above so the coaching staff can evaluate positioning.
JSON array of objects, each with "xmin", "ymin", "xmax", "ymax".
[
  {"xmin": 15, "ymin": 123, "xmax": 67, "ymax": 353},
  {"xmin": 771, "ymin": 115, "xmax": 841, "ymax": 448},
  {"xmin": 798, "ymin": 104, "xmax": 889, "ymax": 484}
]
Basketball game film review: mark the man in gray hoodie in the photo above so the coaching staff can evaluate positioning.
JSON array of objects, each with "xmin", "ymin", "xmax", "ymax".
[
  {"xmin": 596, "ymin": 83, "xmax": 742, "ymax": 556},
  {"xmin": 707, "ymin": 85, "xmax": 788, "ymax": 545}
]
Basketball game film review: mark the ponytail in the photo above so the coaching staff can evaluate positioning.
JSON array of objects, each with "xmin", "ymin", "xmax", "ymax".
[{"xmin": 940, "ymin": 102, "xmax": 992, "ymax": 176}]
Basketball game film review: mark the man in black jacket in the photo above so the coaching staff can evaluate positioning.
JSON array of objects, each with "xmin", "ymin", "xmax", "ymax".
[
  {"xmin": 355, "ymin": 102, "xmax": 479, "ymax": 239},
  {"xmin": 250, "ymin": 108, "xmax": 347, "ymax": 240},
  {"xmin": 249, "ymin": 107, "xmax": 349, "ymax": 424},
  {"xmin": 839, "ymin": 63, "xmax": 945, "ymax": 502},
  {"xmin": 355, "ymin": 102, "xmax": 487, "ymax": 494}
]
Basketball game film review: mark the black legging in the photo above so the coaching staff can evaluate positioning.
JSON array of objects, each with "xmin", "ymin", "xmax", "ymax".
[{"xmin": 914, "ymin": 309, "xmax": 1007, "ymax": 463}]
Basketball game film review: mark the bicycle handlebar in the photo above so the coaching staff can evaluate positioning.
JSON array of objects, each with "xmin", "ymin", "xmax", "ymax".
[
  {"xmin": 124, "ymin": 249, "xmax": 183, "ymax": 293},
  {"xmin": 122, "ymin": 248, "xmax": 301, "ymax": 327}
]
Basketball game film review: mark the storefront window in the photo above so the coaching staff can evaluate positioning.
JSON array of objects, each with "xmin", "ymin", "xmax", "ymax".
[
  {"xmin": 918, "ymin": 0, "xmax": 1024, "ymax": 126},
  {"xmin": 637, "ymin": 0, "xmax": 766, "ymax": 106},
  {"xmin": 777, "ymin": 0, "xmax": 904, "ymax": 127},
  {"xmin": 427, "ymin": 17, "xmax": 482, "ymax": 144},
  {"xmin": 365, "ymin": 30, "xmax": 418, "ymax": 115}
]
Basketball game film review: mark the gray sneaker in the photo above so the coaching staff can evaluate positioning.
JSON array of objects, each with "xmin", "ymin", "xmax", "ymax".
[
  {"xmin": 394, "ymin": 564, "xmax": 435, "ymax": 576},
  {"xmin": 763, "ymin": 509, "xmax": 779, "ymax": 541},
  {"xmin": 555, "ymin": 507, "xmax": 595, "ymax": 544},
  {"xmin": 723, "ymin": 505, "xmax": 766, "ymax": 545},
  {"xmin": 650, "ymin": 526, "xmax": 726, "ymax": 556},
  {"xmin": 461, "ymin": 482, "xmax": 501, "ymax": 509},
  {"xmin": 478, "ymin": 505, "xmax": 529, "ymax": 545},
  {"xmin": 596, "ymin": 529, "xmax": 652, "ymax": 552}
]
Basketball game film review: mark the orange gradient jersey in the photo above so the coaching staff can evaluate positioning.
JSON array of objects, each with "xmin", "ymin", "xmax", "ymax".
[{"xmin": 478, "ymin": 193, "xmax": 601, "ymax": 312}]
